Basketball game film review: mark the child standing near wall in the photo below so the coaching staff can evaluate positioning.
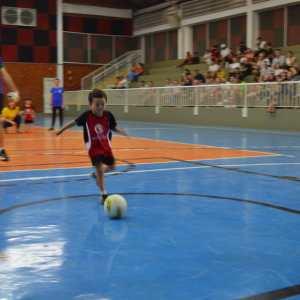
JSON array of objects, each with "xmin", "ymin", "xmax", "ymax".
[{"xmin": 20, "ymin": 97, "xmax": 35, "ymax": 133}]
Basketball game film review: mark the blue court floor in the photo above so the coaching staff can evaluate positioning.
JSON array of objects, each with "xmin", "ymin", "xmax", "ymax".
[{"xmin": 1, "ymin": 115, "xmax": 300, "ymax": 300}]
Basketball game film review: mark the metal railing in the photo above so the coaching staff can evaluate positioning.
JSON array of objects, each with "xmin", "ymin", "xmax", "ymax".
[
  {"xmin": 182, "ymin": 0, "xmax": 246, "ymax": 20},
  {"xmin": 66, "ymin": 82, "xmax": 300, "ymax": 109},
  {"xmin": 81, "ymin": 50, "xmax": 142, "ymax": 91}
]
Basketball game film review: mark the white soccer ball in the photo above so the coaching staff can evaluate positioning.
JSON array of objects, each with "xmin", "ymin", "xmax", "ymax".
[{"xmin": 104, "ymin": 194, "xmax": 127, "ymax": 219}]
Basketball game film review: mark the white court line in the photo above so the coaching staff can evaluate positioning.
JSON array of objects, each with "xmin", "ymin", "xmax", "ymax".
[
  {"xmin": 120, "ymin": 120, "xmax": 300, "ymax": 135},
  {"xmin": 0, "ymin": 154, "xmax": 281, "ymax": 173},
  {"xmin": 1, "ymin": 162, "xmax": 300, "ymax": 183}
]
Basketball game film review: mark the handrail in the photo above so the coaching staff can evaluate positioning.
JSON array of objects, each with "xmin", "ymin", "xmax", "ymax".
[{"xmin": 81, "ymin": 50, "xmax": 142, "ymax": 90}]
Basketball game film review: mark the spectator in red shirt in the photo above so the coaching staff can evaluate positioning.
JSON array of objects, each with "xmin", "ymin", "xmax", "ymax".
[
  {"xmin": 211, "ymin": 45, "xmax": 219, "ymax": 62},
  {"xmin": 133, "ymin": 63, "xmax": 144, "ymax": 82}
]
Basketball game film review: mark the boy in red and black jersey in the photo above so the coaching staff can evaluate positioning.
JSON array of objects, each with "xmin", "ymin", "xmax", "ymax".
[
  {"xmin": 20, "ymin": 97, "xmax": 35, "ymax": 133},
  {"xmin": 56, "ymin": 89, "xmax": 129, "ymax": 204}
]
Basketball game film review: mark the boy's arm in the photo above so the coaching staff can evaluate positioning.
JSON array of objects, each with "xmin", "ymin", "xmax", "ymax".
[
  {"xmin": 112, "ymin": 126, "xmax": 129, "ymax": 137},
  {"xmin": 56, "ymin": 120, "xmax": 77, "ymax": 136}
]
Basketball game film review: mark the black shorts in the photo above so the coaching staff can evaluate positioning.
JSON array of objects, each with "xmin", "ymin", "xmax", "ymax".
[
  {"xmin": 91, "ymin": 155, "xmax": 115, "ymax": 166},
  {"xmin": 0, "ymin": 93, "xmax": 3, "ymax": 111},
  {"xmin": 25, "ymin": 120, "xmax": 34, "ymax": 124}
]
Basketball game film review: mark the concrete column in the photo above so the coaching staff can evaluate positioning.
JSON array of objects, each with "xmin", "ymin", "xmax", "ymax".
[
  {"xmin": 141, "ymin": 36, "xmax": 146, "ymax": 64},
  {"xmin": 57, "ymin": 0, "xmax": 64, "ymax": 86},
  {"xmin": 246, "ymin": 0, "xmax": 259, "ymax": 49},
  {"xmin": 178, "ymin": 26, "xmax": 193, "ymax": 59}
]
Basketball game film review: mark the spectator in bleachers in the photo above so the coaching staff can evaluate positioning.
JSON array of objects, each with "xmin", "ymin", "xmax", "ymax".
[
  {"xmin": 184, "ymin": 78, "xmax": 193, "ymax": 86},
  {"xmin": 280, "ymin": 71, "xmax": 288, "ymax": 82},
  {"xmin": 237, "ymin": 41, "xmax": 248, "ymax": 57},
  {"xmin": 240, "ymin": 53, "xmax": 246, "ymax": 63},
  {"xmin": 287, "ymin": 70, "xmax": 300, "ymax": 81},
  {"xmin": 194, "ymin": 70, "xmax": 205, "ymax": 83},
  {"xmin": 126, "ymin": 62, "xmax": 136, "ymax": 82},
  {"xmin": 175, "ymin": 52, "xmax": 192, "ymax": 67},
  {"xmin": 286, "ymin": 51, "xmax": 298, "ymax": 76},
  {"xmin": 228, "ymin": 48, "xmax": 234, "ymax": 64},
  {"xmin": 221, "ymin": 77, "xmax": 228, "ymax": 84},
  {"xmin": 113, "ymin": 76, "xmax": 122, "ymax": 89},
  {"xmin": 202, "ymin": 50, "xmax": 211, "ymax": 64},
  {"xmin": 252, "ymin": 52, "xmax": 268, "ymax": 76},
  {"xmin": 115, "ymin": 76, "xmax": 126, "ymax": 89},
  {"xmin": 259, "ymin": 60, "xmax": 273, "ymax": 81},
  {"xmin": 132, "ymin": 63, "xmax": 144, "ymax": 82},
  {"xmin": 220, "ymin": 44, "xmax": 230, "ymax": 68},
  {"xmin": 161, "ymin": 78, "xmax": 174, "ymax": 105},
  {"xmin": 211, "ymin": 45, "xmax": 219, "ymax": 63},
  {"xmin": 271, "ymin": 50, "xmax": 285, "ymax": 68},
  {"xmin": 141, "ymin": 81, "xmax": 155, "ymax": 105},
  {"xmin": 216, "ymin": 66, "xmax": 227, "ymax": 79},
  {"xmin": 240, "ymin": 58, "xmax": 252, "ymax": 79},
  {"xmin": 229, "ymin": 57, "xmax": 241, "ymax": 77},
  {"xmin": 265, "ymin": 73, "xmax": 276, "ymax": 82},
  {"xmin": 190, "ymin": 52, "xmax": 200, "ymax": 65},
  {"xmin": 254, "ymin": 37, "xmax": 267, "ymax": 60},
  {"xmin": 181, "ymin": 69, "xmax": 193, "ymax": 83},
  {"xmin": 264, "ymin": 43, "xmax": 274, "ymax": 63},
  {"xmin": 193, "ymin": 79, "xmax": 199, "ymax": 85},
  {"xmin": 206, "ymin": 59, "xmax": 219, "ymax": 78},
  {"xmin": 140, "ymin": 81, "xmax": 147, "ymax": 88},
  {"xmin": 215, "ymin": 78, "xmax": 221, "ymax": 84},
  {"xmin": 245, "ymin": 48, "xmax": 254, "ymax": 62},
  {"xmin": 273, "ymin": 63, "xmax": 284, "ymax": 77}
]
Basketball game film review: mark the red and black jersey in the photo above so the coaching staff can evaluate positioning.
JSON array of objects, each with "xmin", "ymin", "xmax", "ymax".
[
  {"xmin": 75, "ymin": 110, "xmax": 117, "ymax": 159},
  {"xmin": 22, "ymin": 105, "xmax": 35, "ymax": 121}
]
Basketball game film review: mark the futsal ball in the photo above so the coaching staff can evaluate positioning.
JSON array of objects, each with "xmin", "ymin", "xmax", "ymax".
[{"xmin": 104, "ymin": 194, "xmax": 127, "ymax": 219}]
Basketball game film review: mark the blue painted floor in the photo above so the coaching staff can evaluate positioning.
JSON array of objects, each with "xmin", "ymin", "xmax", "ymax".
[{"xmin": 1, "ymin": 116, "xmax": 300, "ymax": 300}]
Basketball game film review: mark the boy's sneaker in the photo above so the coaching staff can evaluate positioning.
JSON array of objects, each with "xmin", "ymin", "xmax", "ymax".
[
  {"xmin": 100, "ymin": 194, "xmax": 108, "ymax": 204},
  {"xmin": 48, "ymin": 127, "xmax": 54, "ymax": 131},
  {"xmin": 0, "ymin": 149, "xmax": 9, "ymax": 161},
  {"xmin": 4, "ymin": 129, "xmax": 7, "ymax": 134},
  {"xmin": 16, "ymin": 129, "xmax": 22, "ymax": 133},
  {"xmin": 265, "ymin": 111, "xmax": 271, "ymax": 115}
]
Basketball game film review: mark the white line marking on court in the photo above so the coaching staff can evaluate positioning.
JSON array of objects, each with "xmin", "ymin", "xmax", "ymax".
[
  {"xmin": 120, "ymin": 120, "xmax": 300, "ymax": 135},
  {"xmin": 0, "ymin": 154, "xmax": 281, "ymax": 173},
  {"xmin": 1, "ymin": 162, "xmax": 300, "ymax": 183}
]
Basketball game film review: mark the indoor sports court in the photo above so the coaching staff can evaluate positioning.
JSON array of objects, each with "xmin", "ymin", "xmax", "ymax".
[
  {"xmin": 1, "ymin": 0, "xmax": 300, "ymax": 299},
  {"xmin": 1, "ymin": 116, "xmax": 300, "ymax": 300}
]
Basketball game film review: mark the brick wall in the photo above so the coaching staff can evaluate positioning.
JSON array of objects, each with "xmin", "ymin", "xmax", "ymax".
[
  {"xmin": 64, "ymin": 64, "xmax": 101, "ymax": 91},
  {"xmin": 3, "ymin": 63, "xmax": 57, "ymax": 113}
]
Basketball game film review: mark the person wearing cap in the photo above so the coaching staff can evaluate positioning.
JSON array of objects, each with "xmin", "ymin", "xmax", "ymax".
[
  {"xmin": 0, "ymin": 56, "xmax": 19, "ymax": 161},
  {"xmin": 1, "ymin": 93, "xmax": 22, "ymax": 134},
  {"xmin": 220, "ymin": 44, "xmax": 230, "ymax": 68}
]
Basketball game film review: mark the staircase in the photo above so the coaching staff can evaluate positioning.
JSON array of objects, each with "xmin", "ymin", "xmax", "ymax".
[{"xmin": 81, "ymin": 50, "xmax": 142, "ymax": 90}]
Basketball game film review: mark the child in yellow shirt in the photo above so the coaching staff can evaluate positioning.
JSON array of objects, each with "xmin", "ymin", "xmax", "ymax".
[{"xmin": 1, "ymin": 93, "xmax": 21, "ymax": 133}]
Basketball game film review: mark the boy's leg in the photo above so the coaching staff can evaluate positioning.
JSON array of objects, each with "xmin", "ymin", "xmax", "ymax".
[
  {"xmin": 15, "ymin": 116, "xmax": 21, "ymax": 133},
  {"xmin": 51, "ymin": 107, "xmax": 57, "ymax": 128},
  {"xmin": 59, "ymin": 106, "xmax": 63, "ymax": 127}
]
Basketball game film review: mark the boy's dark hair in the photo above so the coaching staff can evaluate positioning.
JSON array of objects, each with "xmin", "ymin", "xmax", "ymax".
[
  {"xmin": 88, "ymin": 89, "xmax": 107, "ymax": 104},
  {"xmin": 25, "ymin": 97, "xmax": 31, "ymax": 100},
  {"xmin": 54, "ymin": 78, "xmax": 59, "ymax": 81},
  {"xmin": 141, "ymin": 81, "xmax": 145, "ymax": 83}
]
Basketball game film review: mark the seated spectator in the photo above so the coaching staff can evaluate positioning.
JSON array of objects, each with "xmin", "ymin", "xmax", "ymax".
[
  {"xmin": 280, "ymin": 71, "xmax": 288, "ymax": 82},
  {"xmin": 202, "ymin": 49, "xmax": 211, "ymax": 64},
  {"xmin": 184, "ymin": 78, "xmax": 193, "ymax": 86},
  {"xmin": 264, "ymin": 43, "xmax": 274, "ymax": 63},
  {"xmin": 221, "ymin": 77, "xmax": 228, "ymax": 84},
  {"xmin": 206, "ymin": 59, "xmax": 219, "ymax": 78},
  {"xmin": 141, "ymin": 81, "xmax": 155, "ymax": 105},
  {"xmin": 113, "ymin": 76, "xmax": 122, "ymax": 89},
  {"xmin": 237, "ymin": 41, "xmax": 248, "ymax": 57},
  {"xmin": 227, "ymin": 48, "xmax": 234, "ymax": 65},
  {"xmin": 254, "ymin": 37, "xmax": 267, "ymax": 59},
  {"xmin": 240, "ymin": 58, "xmax": 252, "ymax": 78},
  {"xmin": 190, "ymin": 52, "xmax": 200, "ymax": 65},
  {"xmin": 1, "ymin": 100, "xmax": 22, "ymax": 133},
  {"xmin": 126, "ymin": 62, "xmax": 136, "ymax": 82},
  {"xmin": 216, "ymin": 66, "xmax": 227, "ymax": 79},
  {"xmin": 220, "ymin": 44, "xmax": 230, "ymax": 68},
  {"xmin": 194, "ymin": 70, "xmax": 205, "ymax": 83},
  {"xmin": 253, "ymin": 52, "xmax": 268, "ymax": 76},
  {"xmin": 286, "ymin": 51, "xmax": 298, "ymax": 76},
  {"xmin": 133, "ymin": 63, "xmax": 144, "ymax": 82},
  {"xmin": 161, "ymin": 78, "xmax": 174, "ymax": 105},
  {"xmin": 271, "ymin": 50, "xmax": 285, "ymax": 69},
  {"xmin": 181, "ymin": 69, "xmax": 193, "ymax": 83},
  {"xmin": 265, "ymin": 73, "xmax": 275, "ymax": 82},
  {"xmin": 175, "ymin": 52, "xmax": 192, "ymax": 67},
  {"xmin": 259, "ymin": 60, "xmax": 273, "ymax": 81},
  {"xmin": 273, "ymin": 63, "xmax": 284, "ymax": 77},
  {"xmin": 113, "ymin": 76, "xmax": 126, "ymax": 89},
  {"xmin": 211, "ymin": 45, "xmax": 219, "ymax": 63},
  {"xmin": 140, "ymin": 80, "xmax": 147, "ymax": 88},
  {"xmin": 245, "ymin": 48, "xmax": 254, "ymax": 62},
  {"xmin": 229, "ymin": 57, "xmax": 241, "ymax": 77},
  {"xmin": 193, "ymin": 79, "xmax": 199, "ymax": 85},
  {"xmin": 287, "ymin": 70, "xmax": 300, "ymax": 81},
  {"xmin": 215, "ymin": 77, "xmax": 221, "ymax": 84},
  {"xmin": 240, "ymin": 53, "xmax": 246, "ymax": 64}
]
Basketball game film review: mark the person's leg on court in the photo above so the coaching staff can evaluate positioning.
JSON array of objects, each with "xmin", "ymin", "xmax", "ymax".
[
  {"xmin": 59, "ymin": 106, "xmax": 63, "ymax": 127},
  {"xmin": 51, "ymin": 106, "xmax": 57, "ymax": 129}
]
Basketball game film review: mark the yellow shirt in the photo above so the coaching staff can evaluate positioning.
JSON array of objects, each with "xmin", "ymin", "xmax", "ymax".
[
  {"xmin": 216, "ymin": 71, "xmax": 227, "ymax": 79},
  {"xmin": 1, "ymin": 107, "xmax": 19, "ymax": 121}
]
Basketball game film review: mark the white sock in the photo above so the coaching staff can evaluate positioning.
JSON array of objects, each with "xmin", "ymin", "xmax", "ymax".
[
  {"xmin": 0, "ymin": 148, "xmax": 3, "ymax": 151},
  {"xmin": 101, "ymin": 190, "xmax": 107, "ymax": 195}
]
